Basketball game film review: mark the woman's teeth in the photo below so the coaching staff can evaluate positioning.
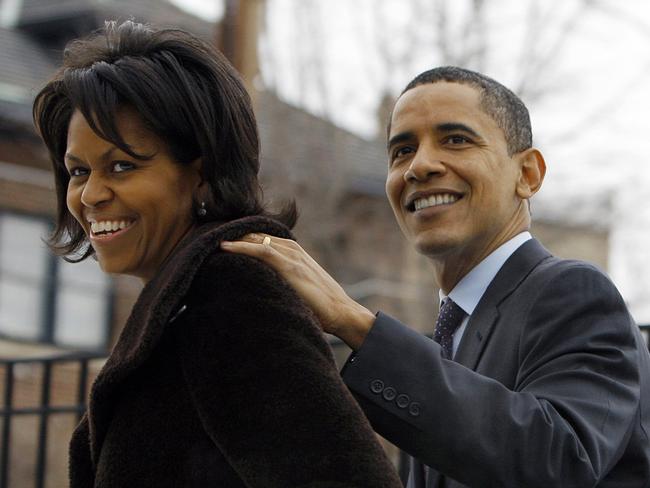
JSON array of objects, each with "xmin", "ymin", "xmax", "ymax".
[{"xmin": 91, "ymin": 220, "xmax": 132, "ymax": 235}]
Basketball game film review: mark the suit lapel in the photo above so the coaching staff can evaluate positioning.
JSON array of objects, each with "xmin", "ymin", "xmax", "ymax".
[
  {"xmin": 453, "ymin": 307, "xmax": 499, "ymax": 371},
  {"xmin": 405, "ymin": 456, "xmax": 440, "ymax": 488},
  {"xmin": 426, "ymin": 468, "xmax": 443, "ymax": 488},
  {"xmin": 405, "ymin": 240, "xmax": 552, "ymax": 488},
  {"xmin": 85, "ymin": 217, "xmax": 293, "ymax": 466},
  {"xmin": 454, "ymin": 239, "xmax": 551, "ymax": 370}
]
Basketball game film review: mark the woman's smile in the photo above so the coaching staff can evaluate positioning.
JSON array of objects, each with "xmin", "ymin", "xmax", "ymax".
[{"xmin": 88, "ymin": 218, "xmax": 136, "ymax": 242}]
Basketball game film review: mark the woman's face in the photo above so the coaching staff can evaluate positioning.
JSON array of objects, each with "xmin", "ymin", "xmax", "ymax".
[{"xmin": 64, "ymin": 108, "xmax": 201, "ymax": 282}]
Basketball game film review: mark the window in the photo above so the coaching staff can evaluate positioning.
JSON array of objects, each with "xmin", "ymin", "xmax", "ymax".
[
  {"xmin": 54, "ymin": 257, "xmax": 111, "ymax": 348},
  {"xmin": 0, "ymin": 212, "xmax": 111, "ymax": 350},
  {"xmin": 0, "ymin": 214, "xmax": 48, "ymax": 340}
]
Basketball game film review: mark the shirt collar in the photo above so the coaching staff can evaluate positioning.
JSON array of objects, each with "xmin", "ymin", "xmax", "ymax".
[{"xmin": 439, "ymin": 232, "xmax": 532, "ymax": 315}]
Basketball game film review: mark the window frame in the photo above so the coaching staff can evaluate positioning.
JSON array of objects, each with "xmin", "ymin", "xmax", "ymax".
[{"xmin": 0, "ymin": 210, "xmax": 113, "ymax": 351}]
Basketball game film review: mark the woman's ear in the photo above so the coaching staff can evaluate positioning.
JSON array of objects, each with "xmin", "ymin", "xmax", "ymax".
[
  {"xmin": 515, "ymin": 148, "xmax": 546, "ymax": 199},
  {"xmin": 189, "ymin": 158, "xmax": 211, "ymax": 219},
  {"xmin": 190, "ymin": 157, "xmax": 205, "ymax": 192}
]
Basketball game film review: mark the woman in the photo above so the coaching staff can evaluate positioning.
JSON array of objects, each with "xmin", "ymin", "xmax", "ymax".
[{"xmin": 33, "ymin": 20, "xmax": 401, "ymax": 487}]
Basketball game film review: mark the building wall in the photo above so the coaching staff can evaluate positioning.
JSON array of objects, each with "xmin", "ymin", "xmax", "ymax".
[
  {"xmin": 532, "ymin": 219, "xmax": 608, "ymax": 270},
  {"xmin": 0, "ymin": 162, "xmax": 54, "ymax": 215}
]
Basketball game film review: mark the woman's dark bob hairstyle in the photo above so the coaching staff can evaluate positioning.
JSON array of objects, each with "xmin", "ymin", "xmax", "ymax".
[{"xmin": 33, "ymin": 20, "xmax": 295, "ymax": 261}]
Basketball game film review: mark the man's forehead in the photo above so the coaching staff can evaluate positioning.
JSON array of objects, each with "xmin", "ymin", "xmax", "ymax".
[
  {"xmin": 396, "ymin": 81, "xmax": 481, "ymax": 110},
  {"xmin": 389, "ymin": 82, "xmax": 487, "ymax": 132}
]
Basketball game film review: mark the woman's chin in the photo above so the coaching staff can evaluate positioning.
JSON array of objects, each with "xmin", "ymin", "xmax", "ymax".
[{"xmin": 96, "ymin": 257, "xmax": 129, "ymax": 277}]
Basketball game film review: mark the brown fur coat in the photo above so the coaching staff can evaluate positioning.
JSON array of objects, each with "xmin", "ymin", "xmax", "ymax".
[{"xmin": 69, "ymin": 216, "xmax": 401, "ymax": 487}]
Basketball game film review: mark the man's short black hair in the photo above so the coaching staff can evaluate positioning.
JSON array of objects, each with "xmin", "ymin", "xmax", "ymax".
[{"xmin": 392, "ymin": 66, "xmax": 532, "ymax": 155}]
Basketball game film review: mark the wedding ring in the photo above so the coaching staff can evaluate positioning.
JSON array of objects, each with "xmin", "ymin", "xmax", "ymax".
[{"xmin": 262, "ymin": 236, "xmax": 272, "ymax": 247}]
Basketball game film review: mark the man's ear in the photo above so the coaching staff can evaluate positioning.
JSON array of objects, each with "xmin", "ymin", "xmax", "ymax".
[{"xmin": 515, "ymin": 148, "xmax": 546, "ymax": 199}]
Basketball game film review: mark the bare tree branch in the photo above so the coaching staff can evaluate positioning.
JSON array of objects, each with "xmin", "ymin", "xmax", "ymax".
[
  {"xmin": 588, "ymin": 0, "xmax": 650, "ymax": 40},
  {"xmin": 544, "ymin": 59, "xmax": 650, "ymax": 147},
  {"xmin": 434, "ymin": 0, "xmax": 452, "ymax": 64},
  {"xmin": 516, "ymin": 0, "xmax": 590, "ymax": 101},
  {"xmin": 456, "ymin": 0, "xmax": 487, "ymax": 70}
]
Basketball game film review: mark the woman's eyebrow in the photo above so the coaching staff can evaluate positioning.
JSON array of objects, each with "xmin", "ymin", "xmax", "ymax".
[{"xmin": 64, "ymin": 147, "xmax": 118, "ymax": 165}]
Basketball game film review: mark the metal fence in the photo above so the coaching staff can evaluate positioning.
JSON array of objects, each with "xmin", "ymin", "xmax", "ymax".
[
  {"xmin": 0, "ymin": 351, "xmax": 104, "ymax": 488},
  {"xmin": 0, "ymin": 326, "xmax": 649, "ymax": 488}
]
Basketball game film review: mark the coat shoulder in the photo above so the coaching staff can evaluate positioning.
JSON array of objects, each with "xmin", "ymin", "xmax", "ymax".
[
  {"xmin": 524, "ymin": 254, "xmax": 624, "ymax": 304},
  {"xmin": 192, "ymin": 249, "xmax": 301, "ymax": 305}
]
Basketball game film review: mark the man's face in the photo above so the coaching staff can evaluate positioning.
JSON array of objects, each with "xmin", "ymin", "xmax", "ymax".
[{"xmin": 385, "ymin": 82, "xmax": 524, "ymax": 266}]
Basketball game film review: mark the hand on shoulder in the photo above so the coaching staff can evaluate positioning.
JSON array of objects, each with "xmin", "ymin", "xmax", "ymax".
[{"xmin": 221, "ymin": 234, "xmax": 375, "ymax": 349}]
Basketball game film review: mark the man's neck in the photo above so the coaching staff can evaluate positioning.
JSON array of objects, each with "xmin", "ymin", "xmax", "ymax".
[{"xmin": 432, "ymin": 219, "xmax": 530, "ymax": 294}]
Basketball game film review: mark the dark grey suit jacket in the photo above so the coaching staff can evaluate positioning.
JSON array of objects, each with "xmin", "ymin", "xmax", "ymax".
[{"xmin": 342, "ymin": 239, "xmax": 650, "ymax": 487}]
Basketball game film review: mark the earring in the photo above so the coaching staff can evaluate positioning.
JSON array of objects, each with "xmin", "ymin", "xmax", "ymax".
[{"xmin": 197, "ymin": 201, "xmax": 207, "ymax": 217}]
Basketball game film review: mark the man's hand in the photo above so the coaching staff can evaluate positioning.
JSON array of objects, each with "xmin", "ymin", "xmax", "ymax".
[{"xmin": 220, "ymin": 234, "xmax": 375, "ymax": 349}]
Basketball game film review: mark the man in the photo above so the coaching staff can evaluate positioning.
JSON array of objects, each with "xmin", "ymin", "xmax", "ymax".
[{"xmin": 221, "ymin": 67, "xmax": 650, "ymax": 487}]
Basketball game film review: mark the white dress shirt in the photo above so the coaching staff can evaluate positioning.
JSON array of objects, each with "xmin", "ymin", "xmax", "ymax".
[{"xmin": 439, "ymin": 232, "xmax": 532, "ymax": 358}]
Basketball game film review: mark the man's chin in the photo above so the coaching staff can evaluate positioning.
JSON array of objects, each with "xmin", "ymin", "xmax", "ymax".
[{"xmin": 413, "ymin": 237, "xmax": 458, "ymax": 259}]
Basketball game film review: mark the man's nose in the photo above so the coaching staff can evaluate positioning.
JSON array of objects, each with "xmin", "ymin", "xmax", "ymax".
[
  {"xmin": 80, "ymin": 173, "xmax": 113, "ymax": 208},
  {"xmin": 404, "ymin": 147, "xmax": 446, "ymax": 182}
]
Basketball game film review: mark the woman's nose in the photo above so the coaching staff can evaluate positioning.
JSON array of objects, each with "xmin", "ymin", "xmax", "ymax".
[{"xmin": 80, "ymin": 173, "xmax": 113, "ymax": 207}]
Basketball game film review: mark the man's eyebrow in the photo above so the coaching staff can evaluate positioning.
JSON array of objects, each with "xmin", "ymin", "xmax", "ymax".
[
  {"xmin": 387, "ymin": 131, "xmax": 414, "ymax": 151},
  {"xmin": 64, "ymin": 147, "xmax": 118, "ymax": 165},
  {"xmin": 437, "ymin": 122, "xmax": 482, "ymax": 139}
]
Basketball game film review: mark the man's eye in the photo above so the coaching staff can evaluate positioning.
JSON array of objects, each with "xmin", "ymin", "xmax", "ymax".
[
  {"xmin": 394, "ymin": 146, "xmax": 414, "ymax": 158},
  {"xmin": 112, "ymin": 161, "xmax": 135, "ymax": 173},
  {"xmin": 69, "ymin": 167, "xmax": 88, "ymax": 177},
  {"xmin": 445, "ymin": 135, "xmax": 471, "ymax": 145}
]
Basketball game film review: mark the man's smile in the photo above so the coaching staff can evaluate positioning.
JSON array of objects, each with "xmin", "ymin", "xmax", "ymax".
[{"xmin": 406, "ymin": 191, "xmax": 464, "ymax": 212}]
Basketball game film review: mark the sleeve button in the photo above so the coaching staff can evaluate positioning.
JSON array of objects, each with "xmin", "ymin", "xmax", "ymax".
[
  {"xmin": 396, "ymin": 394, "xmax": 410, "ymax": 408},
  {"xmin": 408, "ymin": 402, "xmax": 421, "ymax": 417},
  {"xmin": 370, "ymin": 379, "xmax": 384, "ymax": 394},
  {"xmin": 382, "ymin": 387, "xmax": 397, "ymax": 402}
]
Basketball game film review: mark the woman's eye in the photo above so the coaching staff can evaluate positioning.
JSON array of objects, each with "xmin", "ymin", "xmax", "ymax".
[
  {"xmin": 69, "ymin": 167, "xmax": 88, "ymax": 177},
  {"xmin": 112, "ymin": 161, "xmax": 135, "ymax": 173}
]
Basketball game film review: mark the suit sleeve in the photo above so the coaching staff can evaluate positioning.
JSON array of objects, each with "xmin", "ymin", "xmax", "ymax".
[
  {"xmin": 342, "ymin": 264, "xmax": 642, "ymax": 487},
  {"xmin": 174, "ymin": 252, "xmax": 402, "ymax": 488}
]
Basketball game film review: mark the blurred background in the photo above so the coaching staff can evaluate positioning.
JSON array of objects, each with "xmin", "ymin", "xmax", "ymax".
[{"xmin": 0, "ymin": 0, "xmax": 648, "ymax": 486}]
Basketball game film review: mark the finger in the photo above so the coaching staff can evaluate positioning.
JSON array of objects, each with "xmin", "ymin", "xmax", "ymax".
[
  {"xmin": 234, "ymin": 233, "xmax": 283, "ymax": 245},
  {"xmin": 234, "ymin": 234, "xmax": 297, "ymax": 254},
  {"xmin": 234, "ymin": 233, "xmax": 266, "ymax": 244},
  {"xmin": 220, "ymin": 239, "xmax": 277, "ymax": 261}
]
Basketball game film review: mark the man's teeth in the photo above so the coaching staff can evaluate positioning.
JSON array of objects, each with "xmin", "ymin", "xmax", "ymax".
[
  {"xmin": 414, "ymin": 194, "xmax": 459, "ymax": 211},
  {"xmin": 90, "ymin": 220, "xmax": 131, "ymax": 234}
]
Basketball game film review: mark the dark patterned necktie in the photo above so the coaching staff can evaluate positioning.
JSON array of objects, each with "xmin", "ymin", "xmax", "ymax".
[
  {"xmin": 433, "ymin": 298, "xmax": 467, "ymax": 359},
  {"xmin": 425, "ymin": 298, "xmax": 467, "ymax": 485}
]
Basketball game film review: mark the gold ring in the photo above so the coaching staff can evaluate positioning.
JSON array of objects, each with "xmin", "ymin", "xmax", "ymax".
[{"xmin": 262, "ymin": 236, "xmax": 272, "ymax": 247}]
